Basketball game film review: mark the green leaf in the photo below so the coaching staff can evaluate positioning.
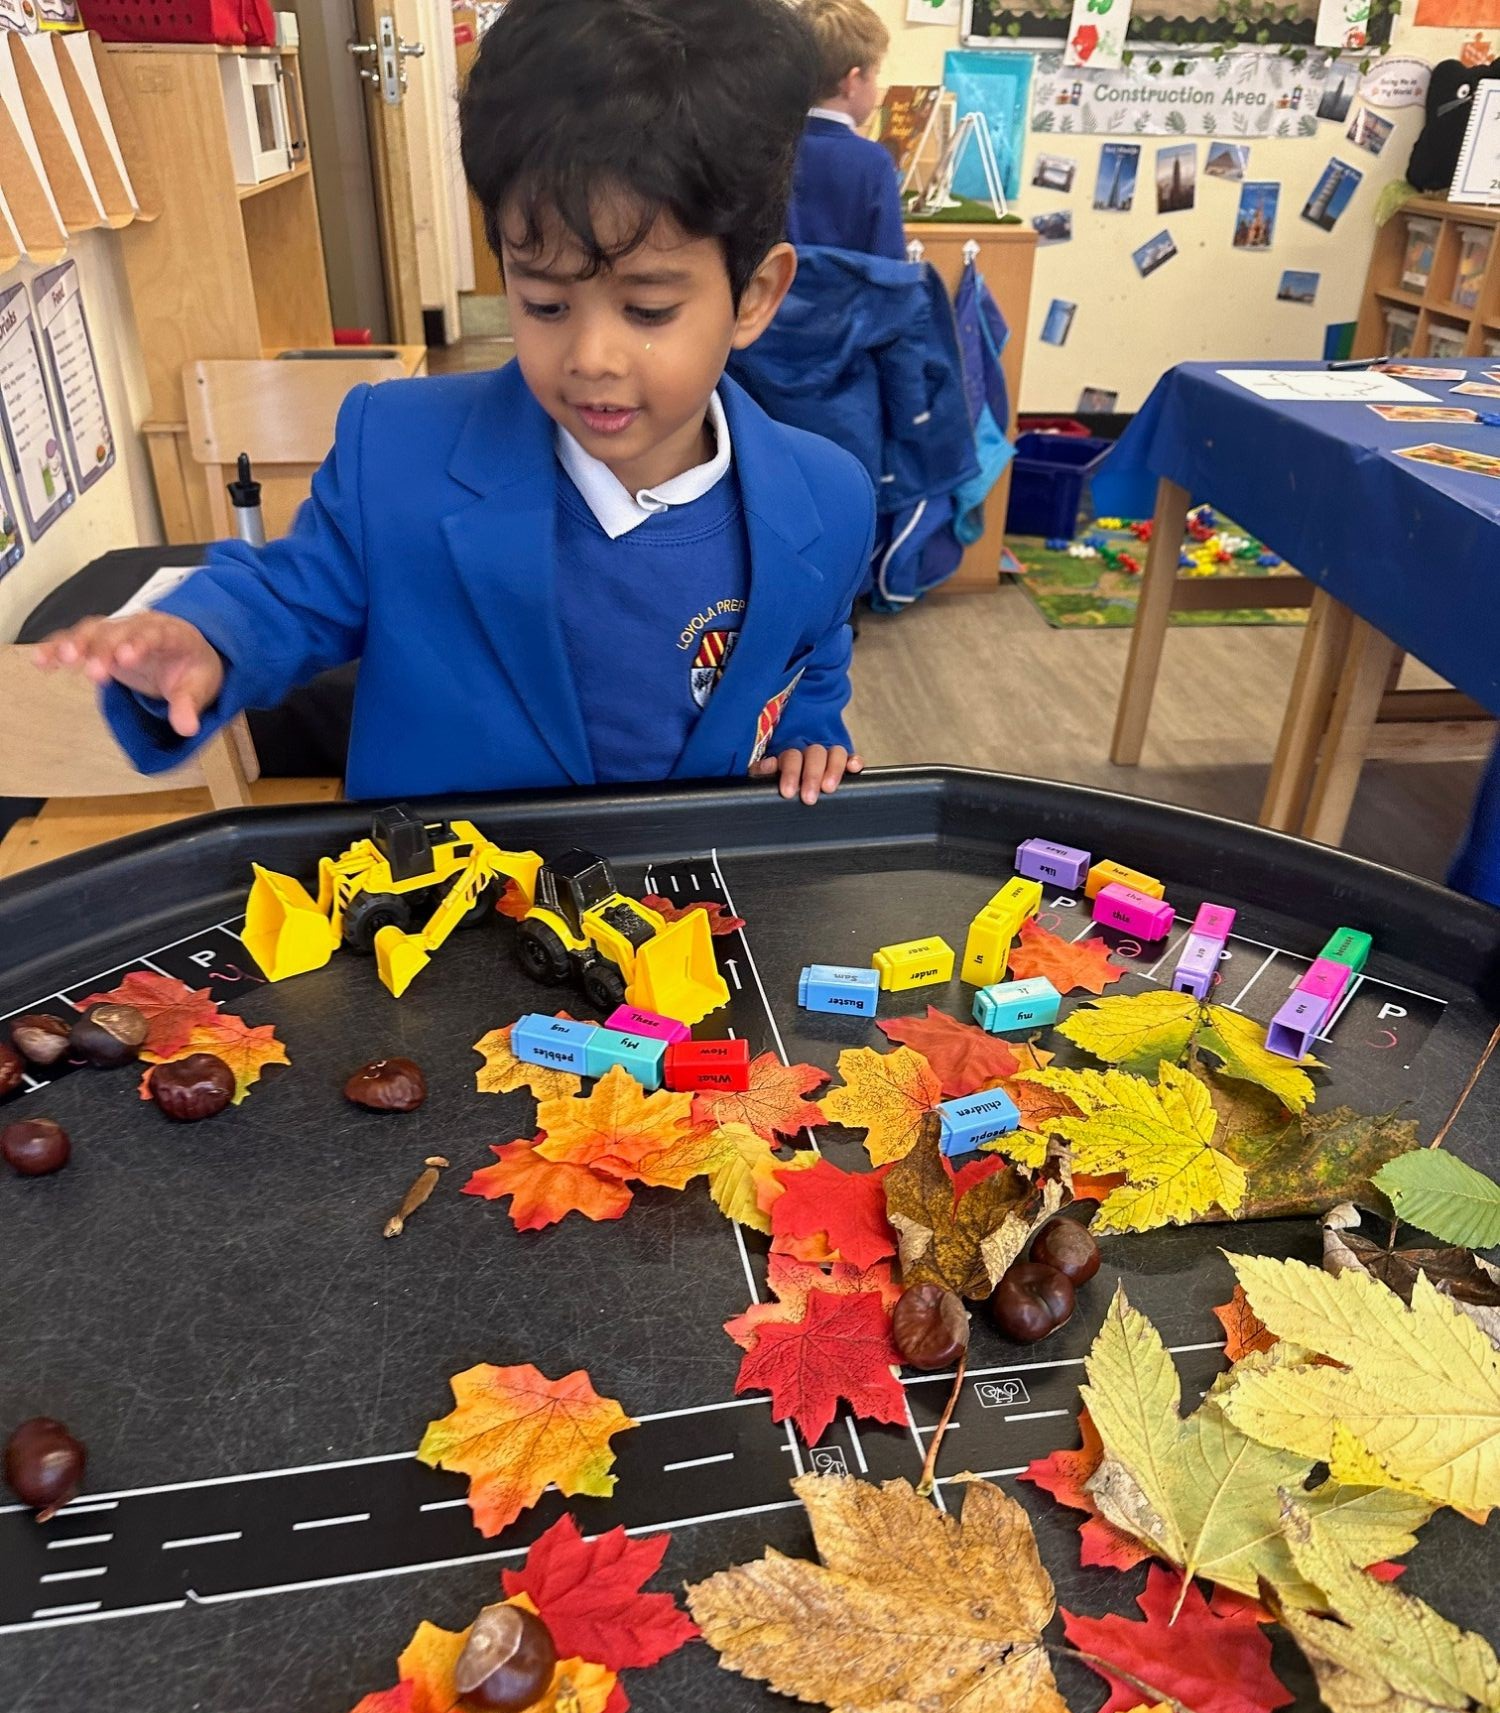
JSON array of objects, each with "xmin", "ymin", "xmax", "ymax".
[{"xmin": 1374, "ymin": 1151, "xmax": 1500, "ymax": 1250}]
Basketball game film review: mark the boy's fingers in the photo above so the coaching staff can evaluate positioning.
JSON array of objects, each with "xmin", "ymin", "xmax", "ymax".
[
  {"xmin": 798, "ymin": 745, "xmax": 828, "ymax": 804},
  {"xmin": 778, "ymin": 750, "xmax": 803, "ymax": 799},
  {"xmin": 821, "ymin": 746, "xmax": 850, "ymax": 793},
  {"xmin": 847, "ymin": 753, "xmax": 864, "ymax": 773},
  {"xmin": 36, "ymin": 618, "xmax": 104, "ymax": 668},
  {"xmin": 166, "ymin": 691, "xmax": 203, "ymax": 738},
  {"xmin": 750, "ymin": 755, "xmax": 780, "ymax": 777}
]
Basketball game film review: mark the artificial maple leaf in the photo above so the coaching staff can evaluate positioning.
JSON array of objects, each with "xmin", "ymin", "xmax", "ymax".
[
  {"xmin": 621, "ymin": 1117, "xmax": 785, "ymax": 1228},
  {"xmin": 687, "ymin": 1474, "xmax": 1066, "ymax": 1712},
  {"xmin": 1080, "ymin": 1285, "xmax": 1430, "ymax": 1608},
  {"xmin": 1062, "ymin": 1565, "xmax": 1293, "ymax": 1713},
  {"xmin": 139, "ymin": 1013, "xmax": 289, "ymax": 1104},
  {"xmin": 417, "ymin": 1363, "xmax": 635, "ymax": 1537},
  {"xmin": 1008, "ymin": 918, "xmax": 1128, "ymax": 996},
  {"xmin": 464, "ymin": 1139, "xmax": 634, "ymax": 1230},
  {"xmin": 768, "ymin": 1157, "xmax": 896, "ymax": 1270},
  {"xmin": 877, "ymin": 1006, "xmax": 1019, "ymax": 1096},
  {"xmin": 1276, "ymin": 1501, "xmax": 1500, "ymax": 1713},
  {"xmin": 733, "ymin": 1286, "xmax": 906, "ymax": 1444},
  {"xmin": 639, "ymin": 894, "xmax": 745, "ymax": 936},
  {"xmin": 473, "ymin": 1014, "xmax": 582, "ymax": 1101},
  {"xmin": 1323, "ymin": 1211, "xmax": 1500, "ymax": 1350},
  {"xmin": 1018, "ymin": 1408, "xmax": 1151, "ymax": 1572},
  {"xmin": 501, "ymin": 1514, "xmax": 697, "ymax": 1670},
  {"xmin": 496, "ymin": 878, "xmax": 533, "ymax": 921},
  {"xmin": 1010, "ymin": 1060, "xmax": 1246, "ymax": 1232},
  {"xmin": 690, "ymin": 1051, "xmax": 827, "ymax": 1143},
  {"xmin": 1212, "ymin": 1283, "xmax": 1279, "ymax": 1361},
  {"xmin": 1222, "ymin": 1252, "xmax": 1500, "ymax": 1519},
  {"xmin": 535, "ymin": 1065, "xmax": 692, "ymax": 1179},
  {"xmin": 821, "ymin": 1044, "xmax": 942, "ymax": 1166},
  {"xmin": 883, "ymin": 1118, "xmax": 1064, "ymax": 1301},
  {"xmin": 986, "ymin": 1040, "xmax": 1076, "ymax": 1134},
  {"xmin": 79, "ymin": 970, "xmax": 220, "ymax": 1058},
  {"xmin": 723, "ymin": 1250, "xmax": 901, "ymax": 1351}
]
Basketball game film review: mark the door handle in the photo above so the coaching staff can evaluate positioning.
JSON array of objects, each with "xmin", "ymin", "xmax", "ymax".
[{"xmin": 348, "ymin": 17, "xmax": 422, "ymax": 105}]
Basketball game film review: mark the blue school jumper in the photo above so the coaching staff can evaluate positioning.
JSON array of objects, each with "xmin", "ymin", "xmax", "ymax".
[
  {"xmin": 102, "ymin": 365, "xmax": 874, "ymax": 799},
  {"xmin": 787, "ymin": 114, "xmax": 907, "ymax": 261}
]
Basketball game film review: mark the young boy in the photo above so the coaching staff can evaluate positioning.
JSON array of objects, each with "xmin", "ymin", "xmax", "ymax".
[
  {"xmin": 36, "ymin": 0, "xmax": 870, "ymax": 806},
  {"xmin": 787, "ymin": 0, "xmax": 906, "ymax": 262}
]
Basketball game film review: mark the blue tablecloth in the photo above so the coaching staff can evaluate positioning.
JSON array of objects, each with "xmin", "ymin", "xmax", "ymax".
[{"xmin": 1093, "ymin": 360, "xmax": 1500, "ymax": 715}]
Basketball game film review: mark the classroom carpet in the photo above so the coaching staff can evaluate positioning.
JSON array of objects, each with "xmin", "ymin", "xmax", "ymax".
[{"xmin": 1010, "ymin": 518, "xmax": 1310, "ymax": 630}]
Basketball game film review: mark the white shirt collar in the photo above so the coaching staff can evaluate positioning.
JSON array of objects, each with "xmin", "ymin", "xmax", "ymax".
[
  {"xmin": 808, "ymin": 105, "xmax": 858, "ymax": 129},
  {"xmin": 556, "ymin": 391, "xmax": 732, "ymax": 540}
]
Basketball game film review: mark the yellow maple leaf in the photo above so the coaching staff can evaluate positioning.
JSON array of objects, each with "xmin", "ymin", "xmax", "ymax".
[
  {"xmin": 473, "ymin": 1018, "xmax": 581, "ymax": 1101},
  {"xmin": 1223, "ymin": 1253, "xmax": 1500, "ymax": 1521},
  {"xmin": 821, "ymin": 1045, "xmax": 942, "ymax": 1166},
  {"xmin": 416, "ymin": 1363, "xmax": 634, "ymax": 1537},
  {"xmin": 1009, "ymin": 1061, "xmax": 1246, "ymax": 1232},
  {"xmin": 625, "ymin": 1116, "xmax": 786, "ymax": 1229},
  {"xmin": 535, "ymin": 1065, "xmax": 693, "ymax": 1179}
]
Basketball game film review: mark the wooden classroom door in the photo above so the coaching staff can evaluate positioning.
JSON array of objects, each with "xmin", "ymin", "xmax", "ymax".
[{"xmin": 349, "ymin": 0, "xmax": 426, "ymax": 344}]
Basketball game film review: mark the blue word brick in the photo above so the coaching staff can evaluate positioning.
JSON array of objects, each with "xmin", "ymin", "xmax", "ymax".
[
  {"xmin": 972, "ymin": 977, "xmax": 1061, "ymax": 1034},
  {"xmin": 938, "ymin": 1087, "xmax": 1022, "ymax": 1158},
  {"xmin": 511, "ymin": 1014, "xmax": 598, "ymax": 1077},
  {"xmin": 583, "ymin": 1027, "xmax": 666, "ymax": 1089},
  {"xmin": 798, "ymin": 963, "xmax": 881, "ymax": 1017}
]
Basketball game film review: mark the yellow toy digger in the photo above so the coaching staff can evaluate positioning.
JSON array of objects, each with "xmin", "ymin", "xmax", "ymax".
[{"xmin": 242, "ymin": 806, "xmax": 729, "ymax": 1023}]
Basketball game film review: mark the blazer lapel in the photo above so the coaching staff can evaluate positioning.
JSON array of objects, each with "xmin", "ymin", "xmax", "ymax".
[{"xmin": 441, "ymin": 366, "xmax": 596, "ymax": 787}]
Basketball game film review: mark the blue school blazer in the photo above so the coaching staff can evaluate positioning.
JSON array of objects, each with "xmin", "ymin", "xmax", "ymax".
[{"xmin": 104, "ymin": 365, "xmax": 875, "ymax": 800}]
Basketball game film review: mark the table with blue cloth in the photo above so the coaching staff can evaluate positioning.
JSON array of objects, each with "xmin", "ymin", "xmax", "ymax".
[{"xmin": 1092, "ymin": 358, "xmax": 1500, "ymax": 870}]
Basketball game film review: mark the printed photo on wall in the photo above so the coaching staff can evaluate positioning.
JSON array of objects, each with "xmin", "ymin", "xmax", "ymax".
[
  {"xmin": 1155, "ymin": 143, "xmax": 1196, "ymax": 213},
  {"xmin": 1346, "ymin": 106, "xmax": 1393, "ymax": 154},
  {"xmin": 1032, "ymin": 151, "xmax": 1076, "ymax": 191},
  {"xmin": 1317, "ymin": 57, "xmax": 1360, "ymax": 122},
  {"xmin": 1278, "ymin": 269, "xmax": 1321, "ymax": 303},
  {"xmin": 1302, "ymin": 156, "xmax": 1362, "ymax": 230},
  {"xmin": 1031, "ymin": 209, "xmax": 1073, "ymax": 243},
  {"xmin": 1133, "ymin": 229, "xmax": 1179, "ymax": 277},
  {"xmin": 1233, "ymin": 181, "xmax": 1280, "ymax": 249},
  {"xmin": 1079, "ymin": 386, "xmax": 1119, "ymax": 411},
  {"xmin": 1204, "ymin": 141, "xmax": 1250, "ymax": 180},
  {"xmin": 1041, "ymin": 298, "xmax": 1077, "ymax": 344},
  {"xmin": 1093, "ymin": 142, "xmax": 1139, "ymax": 211}
]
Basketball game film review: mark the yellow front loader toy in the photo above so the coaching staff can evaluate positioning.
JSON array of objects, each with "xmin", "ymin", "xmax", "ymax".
[{"xmin": 243, "ymin": 806, "xmax": 729, "ymax": 1023}]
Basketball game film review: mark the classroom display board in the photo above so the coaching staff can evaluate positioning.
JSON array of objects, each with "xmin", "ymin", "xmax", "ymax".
[
  {"xmin": 0, "ymin": 277, "xmax": 72, "ymax": 539},
  {"xmin": 32, "ymin": 257, "xmax": 113, "ymax": 490}
]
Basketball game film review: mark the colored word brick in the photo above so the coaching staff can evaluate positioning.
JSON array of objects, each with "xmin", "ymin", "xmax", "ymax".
[
  {"xmin": 606, "ymin": 1004, "xmax": 690, "ymax": 1045},
  {"xmin": 512, "ymin": 1014, "xmax": 598, "ymax": 1077},
  {"xmin": 1266, "ymin": 990, "xmax": 1330, "ymax": 1061},
  {"xmin": 799, "ymin": 963, "xmax": 881, "ymax": 1016},
  {"xmin": 584, "ymin": 1027, "xmax": 666, "ymax": 1089},
  {"xmin": 990, "ymin": 877, "xmax": 1043, "ymax": 923},
  {"xmin": 1170, "ymin": 932, "xmax": 1223, "ymax": 1002},
  {"xmin": 973, "ymin": 977, "xmax": 1061, "ymax": 1034},
  {"xmin": 961, "ymin": 909, "xmax": 1015, "ymax": 988},
  {"xmin": 1298, "ymin": 957, "xmax": 1352, "ymax": 1006},
  {"xmin": 938, "ymin": 1087, "xmax": 1022, "ymax": 1158},
  {"xmin": 664, "ymin": 1038, "xmax": 751, "ymax": 1092},
  {"xmin": 1092, "ymin": 883, "xmax": 1173, "ymax": 942},
  {"xmin": 1320, "ymin": 927, "xmax": 1372, "ymax": 974},
  {"xmin": 1085, "ymin": 859, "xmax": 1164, "ymax": 902},
  {"xmin": 1192, "ymin": 903, "xmax": 1237, "ymax": 942},
  {"xmin": 872, "ymin": 936, "xmax": 955, "ymax": 993},
  {"xmin": 1015, "ymin": 839, "xmax": 1091, "ymax": 892}
]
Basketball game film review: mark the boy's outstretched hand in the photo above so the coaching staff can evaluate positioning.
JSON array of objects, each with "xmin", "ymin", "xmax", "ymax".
[
  {"xmin": 33, "ymin": 613, "xmax": 224, "ymax": 739},
  {"xmin": 754, "ymin": 744, "xmax": 863, "ymax": 805}
]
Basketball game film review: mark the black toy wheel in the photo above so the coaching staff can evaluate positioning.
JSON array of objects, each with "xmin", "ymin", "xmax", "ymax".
[
  {"xmin": 517, "ymin": 919, "xmax": 571, "ymax": 984},
  {"xmin": 342, "ymin": 891, "xmax": 413, "ymax": 954},
  {"xmin": 458, "ymin": 878, "xmax": 500, "ymax": 928},
  {"xmin": 580, "ymin": 959, "xmax": 627, "ymax": 1014}
]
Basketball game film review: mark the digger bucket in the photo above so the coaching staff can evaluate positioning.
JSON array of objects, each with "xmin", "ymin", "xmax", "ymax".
[
  {"xmin": 242, "ymin": 863, "xmax": 339, "ymax": 982},
  {"xmin": 374, "ymin": 926, "xmax": 431, "ymax": 999},
  {"xmin": 627, "ymin": 908, "xmax": 730, "ymax": 1027}
]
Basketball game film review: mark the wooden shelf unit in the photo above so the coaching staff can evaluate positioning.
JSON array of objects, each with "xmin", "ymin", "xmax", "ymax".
[{"xmin": 1354, "ymin": 194, "xmax": 1500, "ymax": 362}]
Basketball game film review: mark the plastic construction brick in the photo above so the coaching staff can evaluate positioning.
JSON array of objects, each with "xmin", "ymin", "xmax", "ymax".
[
  {"xmin": 511, "ymin": 1014, "xmax": 599, "ymax": 1077},
  {"xmin": 972, "ymin": 977, "xmax": 1062, "ymax": 1034},
  {"xmin": 1092, "ymin": 883, "xmax": 1174, "ymax": 943},
  {"xmin": 583, "ymin": 1027, "xmax": 667, "ymax": 1090},
  {"xmin": 798, "ymin": 963, "xmax": 881, "ymax": 1017},
  {"xmin": 1016, "ymin": 839, "xmax": 1091, "ymax": 892},
  {"xmin": 961, "ymin": 909, "xmax": 1016, "ymax": 988},
  {"xmin": 1170, "ymin": 932, "xmax": 1222, "ymax": 1001},
  {"xmin": 1266, "ymin": 989, "xmax": 1331, "ymax": 1061},
  {"xmin": 871, "ymin": 937, "xmax": 955, "ymax": 994},
  {"xmin": 1192, "ymin": 902, "xmax": 1237, "ymax": 941},
  {"xmin": 664, "ymin": 1038, "xmax": 751, "ymax": 1092},
  {"xmin": 605, "ymin": 1005, "xmax": 690, "ymax": 1045},
  {"xmin": 1297, "ymin": 956, "xmax": 1352, "ymax": 1006},
  {"xmin": 1319, "ymin": 926, "xmax": 1372, "ymax": 974},
  {"xmin": 989, "ymin": 876, "xmax": 1043, "ymax": 922},
  {"xmin": 937, "ymin": 1086, "xmax": 1022, "ymax": 1157},
  {"xmin": 1085, "ymin": 858, "xmax": 1164, "ymax": 902}
]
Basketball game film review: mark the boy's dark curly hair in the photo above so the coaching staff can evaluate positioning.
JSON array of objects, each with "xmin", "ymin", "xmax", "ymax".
[{"xmin": 460, "ymin": 0, "xmax": 818, "ymax": 303}]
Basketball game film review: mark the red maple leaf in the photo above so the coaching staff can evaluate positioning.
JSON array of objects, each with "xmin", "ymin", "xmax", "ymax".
[
  {"xmin": 692, "ymin": 1052, "xmax": 828, "ymax": 1142},
  {"xmin": 1062, "ymin": 1565, "xmax": 1293, "ymax": 1713},
  {"xmin": 877, "ymin": 1007, "xmax": 1019, "ymax": 1098},
  {"xmin": 639, "ymin": 895, "xmax": 745, "ymax": 937},
  {"xmin": 948, "ymin": 1154, "xmax": 1012, "ymax": 1198},
  {"xmin": 1211, "ymin": 1284, "xmax": 1279, "ymax": 1362},
  {"xmin": 734, "ymin": 1287, "xmax": 906, "ymax": 1444},
  {"xmin": 723, "ymin": 1251, "xmax": 901, "ymax": 1351},
  {"xmin": 349, "ymin": 1687, "xmax": 416, "ymax": 1713},
  {"xmin": 769, "ymin": 1158, "xmax": 896, "ymax": 1270},
  {"xmin": 79, "ymin": 969, "xmax": 221, "ymax": 1058},
  {"xmin": 1018, "ymin": 1408, "xmax": 1151, "ymax": 1572},
  {"xmin": 464, "ymin": 1138, "xmax": 634, "ymax": 1230},
  {"xmin": 502, "ymin": 1515, "xmax": 697, "ymax": 1671},
  {"xmin": 1008, "ymin": 919, "xmax": 1127, "ymax": 996}
]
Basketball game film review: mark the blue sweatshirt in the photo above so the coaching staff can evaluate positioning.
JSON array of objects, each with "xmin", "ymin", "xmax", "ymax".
[{"xmin": 788, "ymin": 114, "xmax": 907, "ymax": 261}]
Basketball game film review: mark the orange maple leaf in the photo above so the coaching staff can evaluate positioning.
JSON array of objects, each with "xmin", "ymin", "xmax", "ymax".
[
  {"xmin": 1018, "ymin": 1407, "xmax": 1152, "ymax": 1572},
  {"xmin": 79, "ymin": 970, "xmax": 220, "ymax": 1058},
  {"xmin": 984, "ymin": 1041, "xmax": 1071, "ymax": 1133},
  {"xmin": 690, "ymin": 1051, "xmax": 828, "ymax": 1143},
  {"xmin": 139, "ymin": 1013, "xmax": 289, "ymax": 1104},
  {"xmin": 821, "ymin": 1045, "xmax": 942, "ymax": 1166},
  {"xmin": 417, "ymin": 1364, "xmax": 635, "ymax": 1537},
  {"xmin": 639, "ymin": 894, "xmax": 745, "ymax": 936},
  {"xmin": 1211, "ymin": 1283, "xmax": 1278, "ymax": 1362},
  {"xmin": 1008, "ymin": 918, "xmax": 1128, "ymax": 996},
  {"xmin": 496, "ymin": 879, "xmax": 534, "ymax": 922},
  {"xmin": 724, "ymin": 1250, "xmax": 901, "ymax": 1351},
  {"xmin": 474, "ymin": 1013, "xmax": 583, "ymax": 1101},
  {"xmin": 464, "ymin": 1138, "xmax": 634, "ymax": 1230},
  {"xmin": 535, "ymin": 1064, "xmax": 692, "ymax": 1180}
]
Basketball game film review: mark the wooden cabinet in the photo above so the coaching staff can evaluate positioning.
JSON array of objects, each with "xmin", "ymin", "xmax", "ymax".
[{"xmin": 1353, "ymin": 193, "xmax": 1500, "ymax": 362}]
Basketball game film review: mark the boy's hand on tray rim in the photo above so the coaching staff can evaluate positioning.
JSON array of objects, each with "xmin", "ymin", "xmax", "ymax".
[{"xmin": 754, "ymin": 745, "xmax": 864, "ymax": 805}]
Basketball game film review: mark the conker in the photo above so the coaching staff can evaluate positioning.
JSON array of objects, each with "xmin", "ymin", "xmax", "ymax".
[
  {"xmin": 70, "ymin": 1003, "xmax": 147, "ymax": 1067},
  {"xmin": 454, "ymin": 1601, "xmax": 557, "ymax": 1710},
  {"xmin": 892, "ymin": 1283, "xmax": 970, "ymax": 1371},
  {"xmin": 4, "ymin": 1417, "xmax": 86, "ymax": 1519},
  {"xmin": 344, "ymin": 1057, "xmax": 426, "ymax": 1112},
  {"xmin": 1030, "ymin": 1218, "xmax": 1100, "ymax": 1286},
  {"xmin": 1, "ymin": 1118, "xmax": 71, "ymax": 1176},
  {"xmin": 9, "ymin": 1014, "xmax": 71, "ymax": 1068},
  {"xmin": 148, "ymin": 1054, "xmax": 234, "ymax": 1122},
  {"xmin": 989, "ymin": 1261, "xmax": 1075, "ymax": 1345},
  {"xmin": 0, "ymin": 1042, "xmax": 22, "ymax": 1097}
]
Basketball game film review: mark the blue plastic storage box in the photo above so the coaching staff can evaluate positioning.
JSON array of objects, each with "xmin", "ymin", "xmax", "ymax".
[{"xmin": 1005, "ymin": 433, "xmax": 1112, "ymax": 541}]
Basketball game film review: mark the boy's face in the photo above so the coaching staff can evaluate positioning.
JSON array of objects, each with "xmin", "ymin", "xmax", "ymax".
[{"xmin": 502, "ymin": 199, "xmax": 793, "ymax": 494}]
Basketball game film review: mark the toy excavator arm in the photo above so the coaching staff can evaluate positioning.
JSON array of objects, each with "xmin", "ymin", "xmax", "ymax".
[{"xmin": 374, "ymin": 843, "xmax": 543, "ymax": 997}]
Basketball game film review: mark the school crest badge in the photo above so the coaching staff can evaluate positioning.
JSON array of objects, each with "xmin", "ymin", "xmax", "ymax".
[
  {"xmin": 691, "ymin": 628, "xmax": 739, "ymax": 708},
  {"xmin": 748, "ymin": 673, "xmax": 804, "ymax": 767}
]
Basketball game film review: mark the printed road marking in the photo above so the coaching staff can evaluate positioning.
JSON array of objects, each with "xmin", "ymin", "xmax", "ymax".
[
  {"xmin": 161, "ymin": 1532, "xmax": 243, "ymax": 1551},
  {"xmin": 291, "ymin": 1512, "xmax": 371, "ymax": 1532},
  {"xmin": 1005, "ymin": 1408, "xmax": 1070, "ymax": 1424},
  {"xmin": 417, "ymin": 1499, "xmax": 468, "ymax": 1514},
  {"xmin": 45, "ymin": 1534, "xmax": 112, "ymax": 1549},
  {"xmin": 31, "ymin": 1602, "xmax": 101, "ymax": 1619},
  {"xmin": 38, "ymin": 1568, "xmax": 106, "ymax": 1583},
  {"xmin": 662, "ymin": 1452, "xmax": 735, "ymax": 1473}
]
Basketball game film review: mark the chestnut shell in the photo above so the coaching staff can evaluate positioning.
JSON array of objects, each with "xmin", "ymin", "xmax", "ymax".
[
  {"xmin": 149, "ymin": 1054, "xmax": 235, "ymax": 1122},
  {"xmin": 343, "ymin": 1057, "xmax": 427, "ymax": 1112}
]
